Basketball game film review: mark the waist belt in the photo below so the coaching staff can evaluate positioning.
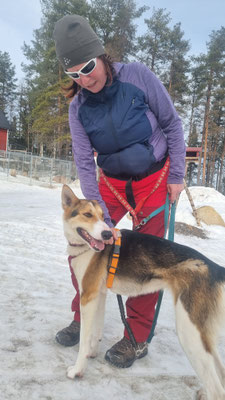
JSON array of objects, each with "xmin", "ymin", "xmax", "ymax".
[{"xmin": 103, "ymin": 155, "xmax": 168, "ymax": 181}]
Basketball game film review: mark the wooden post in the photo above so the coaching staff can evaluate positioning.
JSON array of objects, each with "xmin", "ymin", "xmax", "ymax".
[{"xmin": 183, "ymin": 180, "xmax": 202, "ymax": 227}]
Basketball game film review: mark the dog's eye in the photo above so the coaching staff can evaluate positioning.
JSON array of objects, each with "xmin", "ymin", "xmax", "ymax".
[
  {"xmin": 71, "ymin": 210, "xmax": 78, "ymax": 217},
  {"xmin": 84, "ymin": 212, "xmax": 92, "ymax": 218}
]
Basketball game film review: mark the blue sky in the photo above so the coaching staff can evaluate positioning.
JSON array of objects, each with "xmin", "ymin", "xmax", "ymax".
[
  {"xmin": 0, "ymin": 0, "xmax": 225, "ymax": 81},
  {"xmin": 138, "ymin": 0, "xmax": 225, "ymax": 55}
]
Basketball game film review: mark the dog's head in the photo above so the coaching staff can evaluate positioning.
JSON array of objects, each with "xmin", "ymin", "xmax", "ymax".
[{"xmin": 61, "ymin": 185, "xmax": 112, "ymax": 252}]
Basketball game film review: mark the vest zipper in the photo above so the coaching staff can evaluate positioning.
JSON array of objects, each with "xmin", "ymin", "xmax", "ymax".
[{"xmin": 108, "ymin": 101, "xmax": 122, "ymax": 173}]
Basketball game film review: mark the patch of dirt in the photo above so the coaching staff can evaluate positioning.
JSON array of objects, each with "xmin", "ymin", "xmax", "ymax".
[{"xmin": 175, "ymin": 222, "xmax": 208, "ymax": 239}]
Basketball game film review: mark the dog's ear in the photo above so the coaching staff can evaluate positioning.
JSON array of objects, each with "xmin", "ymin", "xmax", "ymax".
[{"xmin": 61, "ymin": 185, "xmax": 80, "ymax": 210}]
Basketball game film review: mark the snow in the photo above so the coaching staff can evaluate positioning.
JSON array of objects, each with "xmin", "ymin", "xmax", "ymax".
[{"xmin": 1, "ymin": 173, "xmax": 225, "ymax": 400}]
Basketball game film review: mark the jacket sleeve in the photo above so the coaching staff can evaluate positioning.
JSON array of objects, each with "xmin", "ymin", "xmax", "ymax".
[
  {"xmin": 135, "ymin": 63, "xmax": 186, "ymax": 184},
  {"xmin": 69, "ymin": 99, "xmax": 114, "ymax": 227}
]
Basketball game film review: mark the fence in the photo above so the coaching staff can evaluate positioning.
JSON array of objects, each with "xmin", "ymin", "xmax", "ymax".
[{"xmin": 0, "ymin": 150, "xmax": 78, "ymax": 186}]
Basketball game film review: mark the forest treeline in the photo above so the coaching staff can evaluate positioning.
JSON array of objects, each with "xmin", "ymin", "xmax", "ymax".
[{"xmin": 0, "ymin": 0, "xmax": 225, "ymax": 192}]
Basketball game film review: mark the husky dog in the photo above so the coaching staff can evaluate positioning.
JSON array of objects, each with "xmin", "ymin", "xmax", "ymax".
[{"xmin": 61, "ymin": 184, "xmax": 225, "ymax": 400}]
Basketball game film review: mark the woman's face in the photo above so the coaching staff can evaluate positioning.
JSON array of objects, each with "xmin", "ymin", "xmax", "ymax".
[{"xmin": 67, "ymin": 57, "xmax": 107, "ymax": 93}]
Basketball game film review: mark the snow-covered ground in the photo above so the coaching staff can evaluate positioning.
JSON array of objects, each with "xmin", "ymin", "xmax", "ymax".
[{"xmin": 1, "ymin": 173, "xmax": 225, "ymax": 400}]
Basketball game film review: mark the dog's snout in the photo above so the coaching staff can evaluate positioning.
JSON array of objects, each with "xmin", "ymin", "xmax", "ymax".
[{"xmin": 101, "ymin": 230, "xmax": 113, "ymax": 240}]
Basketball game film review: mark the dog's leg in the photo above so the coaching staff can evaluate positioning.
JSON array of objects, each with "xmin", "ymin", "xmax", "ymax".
[
  {"xmin": 212, "ymin": 349, "xmax": 225, "ymax": 388},
  {"xmin": 67, "ymin": 295, "xmax": 100, "ymax": 379},
  {"xmin": 194, "ymin": 351, "xmax": 225, "ymax": 400},
  {"xmin": 89, "ymin": 290, "xmax": 107, "ymax": 358},
  {"xmin": 175, "ymin": 298, "xmax": 225, "ymax": 400}
]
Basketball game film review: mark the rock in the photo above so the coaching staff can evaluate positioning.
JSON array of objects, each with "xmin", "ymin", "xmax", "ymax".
[{"xmin": 195, "ymin": 206, "xmax": 225, "ymax": 227}]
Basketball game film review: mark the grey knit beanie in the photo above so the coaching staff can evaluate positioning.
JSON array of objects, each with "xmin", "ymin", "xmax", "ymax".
[{"xmin": 53, "ymin": 14, "xmax": 105, "ymax": 70}]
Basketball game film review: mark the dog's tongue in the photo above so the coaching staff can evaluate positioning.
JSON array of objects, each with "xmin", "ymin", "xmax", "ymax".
[{"xmin": 91, "ymin": 238, "xmax": 105, "ymax": 251}]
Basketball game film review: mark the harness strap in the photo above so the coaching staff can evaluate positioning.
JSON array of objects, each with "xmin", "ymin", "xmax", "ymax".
[
  {"xmin": 134, "ymin": 158, "xmax": 170, "ymax": 215},
  {"xmin": 100, "ymin": 170, "xmax": 139, "ymax": 225},
  {"xmin": 106, "ymin": 231, "xmax": 121, "ymax": 289},
  {"xmin": 100, "ymin": 158, "xmax": 170, "ymax": 229}
]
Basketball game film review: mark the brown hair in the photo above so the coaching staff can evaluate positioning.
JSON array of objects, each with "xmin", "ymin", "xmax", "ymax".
[{"xmin": 62, "ymin": 54, "xmax": 116, "ymax": 99}]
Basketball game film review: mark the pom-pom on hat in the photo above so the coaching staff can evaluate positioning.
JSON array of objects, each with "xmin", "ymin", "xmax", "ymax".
[{"xmin": 53, "ymin": 14, "xmax": 105, "ymax": 70}]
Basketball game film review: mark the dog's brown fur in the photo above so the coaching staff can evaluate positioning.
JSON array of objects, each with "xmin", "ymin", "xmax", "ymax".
[
  {"xmin": 61, "ymin": 185, "xmax": 225, "ymax": 400},
  {"xmin": 81, "ymin": 251, "xmax": 110, "ymax": 306}
]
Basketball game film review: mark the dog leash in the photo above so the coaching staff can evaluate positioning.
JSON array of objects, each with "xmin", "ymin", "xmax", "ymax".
[{"xmin": 147, "ymin": 199, "xmax": 176, "ymax": 344}]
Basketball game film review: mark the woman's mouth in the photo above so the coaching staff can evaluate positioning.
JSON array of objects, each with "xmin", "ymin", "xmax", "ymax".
[{"xmin": 87, "ymin": 81, "xmax": 96, "ymax": 89}]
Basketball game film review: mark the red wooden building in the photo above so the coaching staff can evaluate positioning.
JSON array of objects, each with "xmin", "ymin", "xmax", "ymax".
[
  {"xmin": 185, "ymin": 146, "xmax": 202, "ymax": 175},
  {"xmin": 0, "ymin": 110, "xmax": 10, "ymax": 151},
  {"xmin": 186, "ymin": 147, "xmax": 202, "ymax": 161}
]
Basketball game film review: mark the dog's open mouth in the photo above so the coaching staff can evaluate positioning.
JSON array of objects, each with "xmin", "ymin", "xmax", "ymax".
[{"xmin": 77, "ymin": 227, "xmax": 105, "ymax": 252}]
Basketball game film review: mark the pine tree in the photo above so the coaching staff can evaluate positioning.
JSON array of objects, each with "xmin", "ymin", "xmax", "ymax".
[
  {"xmin": 206, "ymin": 81, "xmax": 225, "ymax": 187},
  {"xmin": 137, "ymin": 9, "xmax": 190, "ymax": 114},
  {"xmin": 90, "ymin": 0, "xmax": 147, "ymax": 61},
  {"xmin": 198, "ymin": 27, "xmax": 225, "ymax": 185},
  {"xmin": 22, "ymin": 0, "xmax": 90, "ymax": 156},
  {"xmin": 30, "ymin": 81, "xmax": 70, "ymax": 157},
  {"xmin": 0, "ymin": 51, "xmax": 17, "ymax": 117},
  {"xmin": 137, "ymin": 8, "xmax": 171, "ymax": 74},
  {"xmin": 188, "ymin": 55, "xmax": 208, "ymax": 149},
  {"xmin": 162, "ymin": 23, "xmax": 190, "ymax": 113}
]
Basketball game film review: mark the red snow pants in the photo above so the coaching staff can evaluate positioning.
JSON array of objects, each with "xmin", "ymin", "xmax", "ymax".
[{"xmin": 69, "ymin": 166, "xmax": 169, "ymax": 342}]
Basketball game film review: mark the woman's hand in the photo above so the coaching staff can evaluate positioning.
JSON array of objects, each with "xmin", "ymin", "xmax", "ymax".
[
  {"xmin": 103, "ymin": 227, "xmax": 119, "ymax": 245},
  {"xmin": 167, "ymin": 183, "xmax": 184, "ymax": 203}
]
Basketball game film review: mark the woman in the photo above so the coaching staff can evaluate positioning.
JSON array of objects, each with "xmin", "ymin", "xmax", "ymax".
[{"xmin": 53, "ymin": 14, "xmax": 185, "ymax": 368}]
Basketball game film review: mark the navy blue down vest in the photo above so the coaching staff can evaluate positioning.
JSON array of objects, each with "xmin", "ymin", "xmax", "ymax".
[{"xmin": 78, "ymin": 78, "xmax": 155, "ymax": 177}]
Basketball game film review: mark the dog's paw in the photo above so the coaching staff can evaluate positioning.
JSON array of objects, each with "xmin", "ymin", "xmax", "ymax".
[
  {"xmin": 67, "ymin": 365, "xmax": 83, "ymax": 379},
  {"xmin": 195, "ymin": 388, "xmax": 207, "ymax": 400}
]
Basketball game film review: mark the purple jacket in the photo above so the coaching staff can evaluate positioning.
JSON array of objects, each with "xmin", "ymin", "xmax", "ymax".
[{"xmin": 69, "ymin": 62, "xmax": 186, "ymax": 227}]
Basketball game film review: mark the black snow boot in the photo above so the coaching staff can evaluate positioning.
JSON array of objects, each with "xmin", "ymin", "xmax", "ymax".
[
  {"xmin": 55, "ymin": 320, "xmax": 80, "ymax": 347},
  {"xmin": 105, "ymin": 336, "xmax": 148, "ymax": 368}
]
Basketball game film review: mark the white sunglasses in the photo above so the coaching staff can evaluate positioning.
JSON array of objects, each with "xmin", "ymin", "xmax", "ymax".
[{"xmin": 64, "ymin": 58, "xmax": 97, "ymax": 80}]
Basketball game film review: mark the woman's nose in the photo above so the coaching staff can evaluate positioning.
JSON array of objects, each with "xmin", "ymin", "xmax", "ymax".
[{"xmin": 79, "ymin": 74, "xmax": 93, "ymax": 86}]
